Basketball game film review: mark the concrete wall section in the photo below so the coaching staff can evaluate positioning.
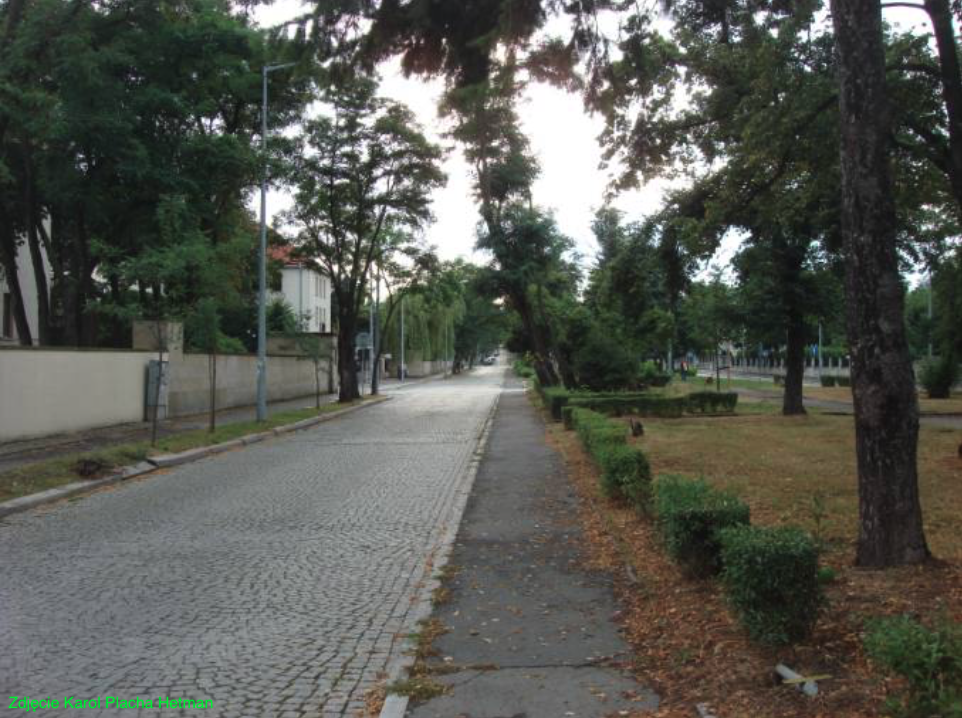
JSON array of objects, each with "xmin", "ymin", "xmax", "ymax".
[
  {"xmin": 168, "ymin": 353, "xmax": 333, "ymax": 417},
  {"xmin": 0, "ymin": 348, "xmax": 150, "ymax": 441}
]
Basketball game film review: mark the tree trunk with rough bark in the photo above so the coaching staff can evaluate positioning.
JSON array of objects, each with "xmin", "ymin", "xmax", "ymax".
[
  {"xmin": 782, "ymin": 309, "xmax": 807, "ymax": 416},
  {"xmin": 831, "ymin": 0, "xmax": 930, "ymax": 567},
  {"xmin": 514, "ymin": 292, "xmax": 558, "ymax": 386},
  {"xmin": 780, "ymin": 240, "xmax": 808, "ymax": 416},
  {"xmin": 337, "ymin": 323, "xmax": 361, "ymax": 402}
]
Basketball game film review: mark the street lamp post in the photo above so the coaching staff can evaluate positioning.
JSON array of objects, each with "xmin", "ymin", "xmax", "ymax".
[
  {"xmin": 372, "ymin": 267, "xmax": 381, "ymax": 395},
  {"xmin": 257, "ymin": 62, "xmax": 295, "ymax": 422},
  {"xmin": 928, "ymin": 269, "xmax": 932, "ymax": 359},
  {"xmin": 399, "ymin": 296, "xmax": 405, "ymax": 382}
]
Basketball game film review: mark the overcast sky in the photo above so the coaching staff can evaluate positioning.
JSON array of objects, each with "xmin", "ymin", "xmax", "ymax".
[{"xmin": 253, "ymin": 2, "xmax": 930, "ymax": 276}]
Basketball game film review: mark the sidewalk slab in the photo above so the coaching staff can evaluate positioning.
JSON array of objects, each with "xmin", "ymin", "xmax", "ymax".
[{"xmin": 403, "ymin": 380, "xmax": 657, "ymax": 717}]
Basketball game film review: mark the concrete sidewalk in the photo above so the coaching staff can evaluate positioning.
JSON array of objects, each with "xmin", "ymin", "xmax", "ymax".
[{"xmin": 406, "ymin": 379, "xmax": 658, "ymax": 718}]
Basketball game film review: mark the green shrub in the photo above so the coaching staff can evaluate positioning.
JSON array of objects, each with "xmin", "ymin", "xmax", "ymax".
[
  {"xmin": 567, "ymin": 394, "xmax": 686, "ymax": 418},
  {"xmin": 571, "ymin": 408, "xmax": 626, "ymax": 454},
  {"xmin": 817, "ymin": 566, "xmax": 838, "ymax": 585},
  {"xmin": 570, "ymin": 409, "xmax": 651, "ymax": 508},
  {"xmin": 719, "ymin": 525, "xmax": 823, "ymax": 645},
  {"xmin": 836, "ymin": 375, "xmax": 851, "ymax": 387},
  {"xmin": 920, "ymin": 355, "xmax": 959, "ymax": 399},
  {"xmin": 819, "ymin": 375, "xmax": 837, "ymax": 387},
  {"xmin": 543, "ymin": 387, "xmax": 574, "ymax": 421},
  {"xmin": 562, "ymin": 405, "xmax": 576, "ymax": 430},
  {"xmin": 686, "ymin": 391, "xmax": 739, "ymax": 414},
  {"xmin": 864, "ymin": 614, "xmax": 962, "ymax": 718},
  {"xmin": 653, "ymin": 476, "xmax": 750, "ymax": 577},
  {"xmin": 598, "ymin": 443, "xmax": 652, "ymax": 506},
  {"xmin": 513, "ymin": 359, "xmax": 536, "ymax": 379},
  {"xmin": 572, "ymin": 325, "xmax": 641, "ymax": 391},
  {"xmin": 640, "ymin": 360, "xmax": 672, "ymax": 388}
]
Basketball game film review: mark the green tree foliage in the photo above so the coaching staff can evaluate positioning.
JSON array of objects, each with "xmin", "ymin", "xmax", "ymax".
[
  {"xmin": 0, "ymin": 0, "xmax": 310, "ymax": 347},
  {"xmin": 283, "ymin": 74, "xmax": 445, "ymax": 401}
]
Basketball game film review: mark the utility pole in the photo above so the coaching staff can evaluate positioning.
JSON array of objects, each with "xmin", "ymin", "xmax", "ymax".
[
  {"xmin": 928, "ymin": 269, "xmax": 932, "ymax": 359},
  {"xmin": 256, "ymin": 62, "xmax": 295, "ymax": 422},
  {"xmin": 399, "ymin": 296, "xmax": 405, "ymax": 382},
  {"xmin": 372, "ymin": 267, "xmax": 380, "ymax": 394},
  {"xmin": 367, "ymin": 284, "xmax": 374, "ymax": 395}
]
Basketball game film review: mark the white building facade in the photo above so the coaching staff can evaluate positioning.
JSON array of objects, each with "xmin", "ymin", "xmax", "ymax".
[{"xmin": 270, "ymin": 246, "xmax": 332, "ymax": 334}]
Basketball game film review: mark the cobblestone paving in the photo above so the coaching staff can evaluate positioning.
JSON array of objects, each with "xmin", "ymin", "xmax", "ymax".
[{"xmin": 0, "ymin": 368, "xmax": 503, "ymax": 717}]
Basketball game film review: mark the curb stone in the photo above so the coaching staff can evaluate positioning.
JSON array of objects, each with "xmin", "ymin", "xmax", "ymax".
[
  {"xmin": 0, "ymin": 461, "xmax": 149, "ymax": 519},
  {"xmin": 0, "ymin": 396, "xmax": 390, "ymax": 520},
  {"xmin": 378, "ymin": 384, "xmax": 502, "ymax": 718}
]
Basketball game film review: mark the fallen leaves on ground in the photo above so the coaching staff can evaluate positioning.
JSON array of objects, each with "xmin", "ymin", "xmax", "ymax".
[{"xmin": 545, "ymin": 419, "xmax": 961, "ymax": 718}]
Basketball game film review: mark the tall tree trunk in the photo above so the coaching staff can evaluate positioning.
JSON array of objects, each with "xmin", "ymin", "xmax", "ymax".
[
  {"xmin": 535, "ymin": 282, "xmax": 577, "ymax": 387},
  {"xmin": 782, "ymin": 308, "xmax": 807, "ymax": 416},
  {"xmin": 924, "ymin": 0, "xmax": 962, "ymax": 218},
  {"xmin": 831, "ymin": 0, "xmax": 930, "ymax": 567},
  {"xmin": 514, "ymin": 292, "xmax": 558, "ymax": 386},
  {"xmin": 780, "ymin": 240, "xmax": 808, "ymax": 416},
  {"xmin": 337, "ymin": 323, "xmax": 360, "ymax": 402}
]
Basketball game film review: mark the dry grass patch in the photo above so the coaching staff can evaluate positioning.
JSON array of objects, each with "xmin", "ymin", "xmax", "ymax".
[
  {"xmin": 544, "ymin": 399, "xmax": 961, "ymax": 717},
  {"xmin": 636, "ymin": 412, "xmax": 962, "ymax": 562}
]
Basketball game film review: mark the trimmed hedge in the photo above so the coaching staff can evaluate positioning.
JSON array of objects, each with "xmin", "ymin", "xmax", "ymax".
[
  {"xmin": 600, "ymin": 444, "xmax": 652, "ymax": 505},
  {"xmin": 836, "ymin": 375, "xmax": 851, "ymax": 387},
  {"xmin": 719, "ymin": 525, "xmax": 823, "ymax": 645},
  {"xmin": 685, "ymin": 391, "xmax": 738, "ymax": 414},
  {"xmin": 567, "ymin": 394, "xmax": 687, "ymax": 418},
  {"xmin": 569, "ymin": 408, "xmax": 651, "ymax": 508},
  {"xmin": 547, "ymin": 389, "xmax": 658, "ymax": 421},
  {"xmin": 819, "ymin": 374, "xmax": 837, "ymax": 387},
  {"xmin": 543, "ymin": 387, "xmax": 576, "ymax": 420},
  {"xmin": 653, "ymin": 476, "xmax": 750, "ymax": 576}
]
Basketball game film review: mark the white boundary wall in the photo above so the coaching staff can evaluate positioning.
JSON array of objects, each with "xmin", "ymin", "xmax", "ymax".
[
  {"xmin": 0, "ymin": 348, "xmax": 151, "ymax": 441},
  {"xmin": 0, "ymin": 347, "xmax": 336, "ymax": 442}
]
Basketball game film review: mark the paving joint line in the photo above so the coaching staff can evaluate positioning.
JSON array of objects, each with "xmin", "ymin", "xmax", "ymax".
[{"xmin": 0, "ymin": 395, "xmax": 391, "ymax": 521}]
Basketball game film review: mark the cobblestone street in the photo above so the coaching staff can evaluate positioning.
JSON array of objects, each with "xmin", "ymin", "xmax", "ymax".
[{"xmin": 0, "ymin": 368, "xmax": 504, "ymax": 717}]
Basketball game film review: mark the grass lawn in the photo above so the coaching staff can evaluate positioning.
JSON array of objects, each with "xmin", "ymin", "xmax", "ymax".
[
  {"xmin": 634, "ymin": 411, "xmax": 962, "ymax": 562},
  {"xmin": 0, "ymin": 399, "xmax": 370, "ymax": 504},
  {"xmin": 542, "ymin": 389, "xmax": 962, "ymax": 717},
  {"xmin": 680, "ymin": 374, "xmax": 962, "ymax": 414}
]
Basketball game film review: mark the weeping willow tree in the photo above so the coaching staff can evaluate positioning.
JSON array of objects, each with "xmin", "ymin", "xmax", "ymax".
[{"xmin": 379, "ymin": 292, "xmax": 465, "ymax": 367}]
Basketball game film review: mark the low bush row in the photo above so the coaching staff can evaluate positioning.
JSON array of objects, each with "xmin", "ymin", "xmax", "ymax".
[
  {"xmin": 562, "ymin": 402, "xmax": 823, "ymax": 645},
  {"xmin": 685, "ymin": 391, "xmax": 739, "ymax": 414},
  {"xmin": 568, "ymin": 408, "xmax": 652, "ymax": 508},
  {"xmin": 651, "ymin": 475, "xmax": 823, "ymax": 646},
  {"xmin": 565, "ymin": 391, "xmax": 738, "ymax": 419},
  {"xmin": 652, "ymin": 476, "xmax": 749, "ymax": 577},
  {"xmin": 568, "ymin": 394, "xmax": 686, "ymax": 418}
]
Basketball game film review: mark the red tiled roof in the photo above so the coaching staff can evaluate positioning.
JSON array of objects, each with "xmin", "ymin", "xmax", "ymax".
[{"xmin": 268, "ymin": 245, "xmax": 326, "ymax": 274}]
